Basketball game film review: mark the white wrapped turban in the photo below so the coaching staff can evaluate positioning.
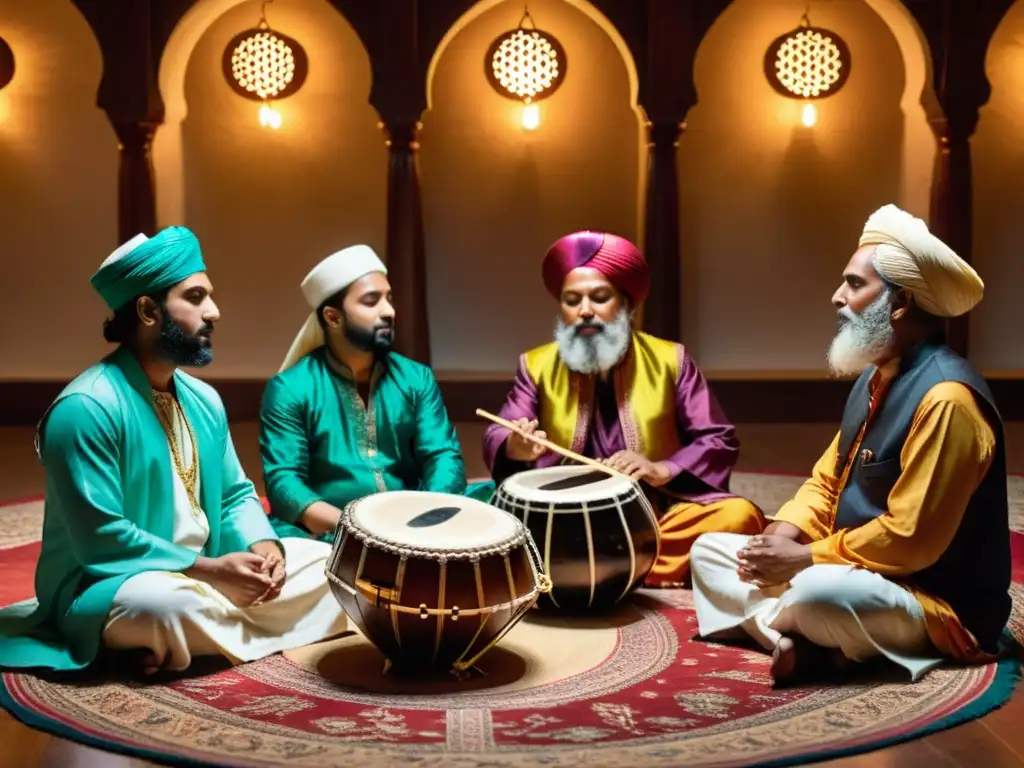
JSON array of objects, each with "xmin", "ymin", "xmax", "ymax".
[
  {"xmin": 278, "ymin": 245, "xmax": 387, "ymax": 372},
  {"xmin": 858, "ymin": 204, "xmax": 983, "ymax": 318}
]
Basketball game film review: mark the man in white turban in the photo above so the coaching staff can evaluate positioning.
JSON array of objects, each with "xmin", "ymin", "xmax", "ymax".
[
  {"xmin": 259, "ymin": 245, "xmax": 491, "ymax": 541},
  {"xmin": 689, "ymin": 204, "xmax": 1010, "ymax": 686}
]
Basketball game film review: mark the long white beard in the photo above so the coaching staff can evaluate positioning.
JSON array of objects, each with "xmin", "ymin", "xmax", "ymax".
[
  {"xmin": 555, "ymin": 309, "xmax": 632, "ymax": 375},
  {"xmin": 827, "ymin": 289, "xmax": 894, "ymax": 377}
]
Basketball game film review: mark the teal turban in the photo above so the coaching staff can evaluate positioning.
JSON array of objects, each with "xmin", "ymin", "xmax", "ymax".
[{"xmin": 90, "ymin": 226, "xmax": 207, "ymax": 311}]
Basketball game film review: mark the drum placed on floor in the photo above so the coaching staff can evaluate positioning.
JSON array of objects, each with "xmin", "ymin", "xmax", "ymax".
[
  {"xmin": 325, "ymin": 490, "xmax": 550, "ymax": 675},
  {"xmin": 492, "ymin": 465, "xmax": 660, "ymax": 613}
]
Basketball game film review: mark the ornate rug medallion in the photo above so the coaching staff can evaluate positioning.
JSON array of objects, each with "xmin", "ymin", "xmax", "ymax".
[{"xmin": 1, "ymin": 475, "xmax": 1022, "ymax": 767}]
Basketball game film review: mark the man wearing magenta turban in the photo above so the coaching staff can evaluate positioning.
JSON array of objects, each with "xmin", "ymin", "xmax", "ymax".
[
  {"xmin": 0, "ymin": 228, "xmax": 346, "ymax": 674},
  {"xmin": 483, "ymin": 231, "xmax": 765, "ymax": 586}
]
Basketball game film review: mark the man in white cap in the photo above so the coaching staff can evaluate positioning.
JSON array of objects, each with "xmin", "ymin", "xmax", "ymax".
[
  {"xmin": 0, "ymin": 229, "xmax": 347, "ymax": 675},
  {"xmin": 689, "ymin": 204, "xmax": 1010, "ymax": 686},
  {"xmin": 259, "ymin": 245, "xmax": 491, "ymax": 541}
]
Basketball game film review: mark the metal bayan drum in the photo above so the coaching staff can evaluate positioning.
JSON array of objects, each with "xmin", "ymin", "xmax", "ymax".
[
  {"xmin": 492, "ymin": 465, "xmax": 660, "ymax": 612},
  {"xmin": 325, "ymin": 490, "xmax": 550, "ymax": 675}
]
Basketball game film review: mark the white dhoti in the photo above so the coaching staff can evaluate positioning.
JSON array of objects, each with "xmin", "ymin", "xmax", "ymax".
[
  {"xmin": 690, "ymin": 533, "xmax": 944, "ymax": 680},
  {"xmin": 102, "ymin": 538, "xmax": 347, "ymax": 672},
  {"xmin": 101, "ymin": 391, "xmax": 347, "ymax": 672}
]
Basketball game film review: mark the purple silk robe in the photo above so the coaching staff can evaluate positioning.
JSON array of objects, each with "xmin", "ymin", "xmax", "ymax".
[{"xmin": 482, "ymin": 348, "xmax": 741, "ymax": 505}]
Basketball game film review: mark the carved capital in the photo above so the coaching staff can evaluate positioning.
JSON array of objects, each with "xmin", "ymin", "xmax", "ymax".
[
  {"xmin": 112, "ymin": 120, "xmax": 159, "ymax": 154},
  {"xmin": 930, "ymin": 108, "xmax": 982, "ymax": 144},
  {"xmin": 646, "ymin": 121, "xmax": 685, "ymax": 149},
  {"xmin": 382, "ymin": 121, "xmax": 422, "ymax": 152},
  {"xmin": 901, "ymin": 0, "xmax": 1015, "ymax": 142},
  {"xmin": 110, "ymin": 120, "xmax": 159, "ymax": 239}
]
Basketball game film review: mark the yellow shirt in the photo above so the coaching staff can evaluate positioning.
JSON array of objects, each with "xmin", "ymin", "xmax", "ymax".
[{"xmin": 774, "ymin": 366, "xmax": 997, "ymax": 662}]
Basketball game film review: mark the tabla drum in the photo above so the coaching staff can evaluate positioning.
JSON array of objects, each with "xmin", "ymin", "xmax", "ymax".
[
  {"xmin": 325, "ymin": 490, "xmax": 550, "ymax": 675},
  {"xmin": 491, "ymin": 465, "xmax": 660, "ymax": 613}
]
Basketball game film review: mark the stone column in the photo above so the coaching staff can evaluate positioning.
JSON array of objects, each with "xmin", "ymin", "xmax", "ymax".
[
  {"xmin": 113, "ymin": 121, "xmax": 160, "ymax": 241},
  {"xmin": 642, "ymin": 120, "xmax": 685, "ymax": 340},
  {"xmin": 382, "ymin": 119, "xmax": 431, "ymax": 364}
]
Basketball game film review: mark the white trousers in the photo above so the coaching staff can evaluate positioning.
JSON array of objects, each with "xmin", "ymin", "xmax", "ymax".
[
  {"xmin": 102, "ymin": 538, "xmax": 347, "ymax": 672},
  {"xmin": 690, "ymin": 533, "xmax": 944, "ymax": 680}
]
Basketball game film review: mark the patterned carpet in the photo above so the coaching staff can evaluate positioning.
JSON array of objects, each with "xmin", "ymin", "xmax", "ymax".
[{"xmin": 1, "ymin": 473, "xmax": 1022, "ymax": 768}]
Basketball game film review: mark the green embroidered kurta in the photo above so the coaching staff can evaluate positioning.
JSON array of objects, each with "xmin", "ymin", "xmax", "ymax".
[
  {"xmin": 260, "ymin": 348, "xmax": 490, "ymax": 541},
  {"xmin": 0, "ymin": 348, "xmax": 278, "ymax": 672}
]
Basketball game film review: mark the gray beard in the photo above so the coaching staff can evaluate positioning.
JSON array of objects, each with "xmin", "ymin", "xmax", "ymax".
[
  {"xmin": 827, "ymin": 289, "xmax": 894, "ymax": 377},
  {"xmin": 555, "ymin": 309, "xmax": 632, "ymax": 375}
]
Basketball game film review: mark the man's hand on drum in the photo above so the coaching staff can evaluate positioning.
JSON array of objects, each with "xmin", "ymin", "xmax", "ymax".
[
  {"xmin": 505, "ymin": 418, "xmax": 549, "ymax": 462},
  {"xmin": 602, "ymin": 450, "xmax": 672, "ymax": 487}
]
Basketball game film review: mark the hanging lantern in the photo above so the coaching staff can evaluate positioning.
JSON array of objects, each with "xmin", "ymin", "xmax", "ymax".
[
  {"xmin": 485, "ymin": 7, "xmax": 567, "ymax": 131},
  {"xmin": 221, "ymin": 1, "xmax": 308, "ymax": 129},
  {"xmin": 0, "ymin": 37, "xmax": 14, "ymax": 91},
  {"xmin": 764, "ymin": 12, "xmax": 850, "ymax": 128}
]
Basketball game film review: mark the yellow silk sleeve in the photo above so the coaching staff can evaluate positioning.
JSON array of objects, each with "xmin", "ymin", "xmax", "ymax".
[
  {"xmin": 772, "ymin": 431, "xmax": 842, "ymax": 542},
  {"xmin": 807, "ymin": 382, "xmax": 995, "ymax": 573}
]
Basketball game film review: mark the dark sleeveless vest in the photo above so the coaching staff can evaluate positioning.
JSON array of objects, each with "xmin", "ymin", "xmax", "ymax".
[{"xmin": 834, "ymin": 340, "xmax": 1010, "ymax": 653}]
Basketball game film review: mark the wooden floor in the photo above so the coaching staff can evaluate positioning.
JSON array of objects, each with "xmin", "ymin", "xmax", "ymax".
[{"xmin": 2, "ymin": 421, "xmax": 1024, "ymax": 767}]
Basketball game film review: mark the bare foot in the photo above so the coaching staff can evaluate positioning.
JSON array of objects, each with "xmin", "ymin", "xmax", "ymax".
[
  {"xmin": 771, "ymin": 636, "xmax": 798, "ymax": 681},
  {"xmin": 141, "ymin": 651, "xmax": 161, "ymax": 676},
  {"xmin": 771, "ymin": 635, "xmax": 850, "ymax": 687}
]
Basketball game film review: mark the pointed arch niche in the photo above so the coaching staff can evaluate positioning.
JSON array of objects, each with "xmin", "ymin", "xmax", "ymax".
[
  {"xmin": 0, "ymin": 0, "xmax": 118, "ymax": 379},
  {"xmin": 678, "ymin": 0, "xmax": 935, "ymax": 373},
  {"xmin": 421, "ymin": 0, "xmax": 644, "ymax": 374},
  {"xmin": 155, "ymin": 0, "xmax": 386, "ymax": 378},
  {"xmin": 971, "ymin": 0, "xmax": 1024, "ymax": 372}
]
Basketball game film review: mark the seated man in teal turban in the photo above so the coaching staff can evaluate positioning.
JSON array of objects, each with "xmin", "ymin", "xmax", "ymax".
[
  {"xmin": 260, "ymin": 245, "xmax": 491, "ymax": 542},
  {"xmin": 0, "ymin": 228, "xmax": 346, "ymax": 675}
]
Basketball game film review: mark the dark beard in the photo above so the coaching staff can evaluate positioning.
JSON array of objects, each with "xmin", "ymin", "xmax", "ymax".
[
  {"xmin": 155, "ymin": 312, "xmax": 214, "ymax": 367},
  {"xmin": 343, "ymin": 316, "xmax": 394, "ymax": 354}
]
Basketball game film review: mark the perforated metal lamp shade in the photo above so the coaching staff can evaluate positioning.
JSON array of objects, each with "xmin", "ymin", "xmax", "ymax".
[
  {"xmin": 222, "ymin": 26, "xmax": 308, "ymax": 101},
  {"xmin": 764, "ymin": 24, "xmax": 850, "ymax": 100},
  {"xmin": 0, "ymin": 37, "xmax": 14, "ymax": 91},
  {"xmin": 485, "ymin": 25, "xmax": 567, "ymax": 103}
]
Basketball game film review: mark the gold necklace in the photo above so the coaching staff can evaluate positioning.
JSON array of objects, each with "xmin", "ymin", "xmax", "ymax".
[{"xmin": 153, "ymin": 391, "xmax": 202, "ymax": 515}]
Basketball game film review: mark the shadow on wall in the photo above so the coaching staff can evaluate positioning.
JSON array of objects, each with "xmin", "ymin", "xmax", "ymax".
[
  {"xmin": 0, "ymin": 0, "xmax": 118, "ymax": 379},
  {"xmin": 971, "ymin": 0, "xmax": 1024, "ymax": 373},
  {"xmin": 421, "ymin": 0, "xmax": 642, "ymax": 375},
  {"xmin": 679, "ymin": 0, "xmax": 911, "ymax": 373},
  {"xmin": 176, "ymin": 0, "xmax": 387, "ymax": 378}
]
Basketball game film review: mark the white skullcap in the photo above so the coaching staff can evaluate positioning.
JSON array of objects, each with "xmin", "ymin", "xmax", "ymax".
[
  {"xmin": 298, "ymin": 244, "xmax": 386, "ymax": 308},
  {"xmin": 859, "ymin": 204, "xmax": 983, "ymax": 318},
  {"xmin": 100, "ymin": 233, "xmax": 149, "ymax": 268},
  {"xmin": 279, "ymin": 245, "xmax": 387, "ymax": 372}
]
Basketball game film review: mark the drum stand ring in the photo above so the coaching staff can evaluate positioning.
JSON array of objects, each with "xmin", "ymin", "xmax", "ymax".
[{"xmin": 379, "ymin": 657, "xmax": 489, "ymax": 680}]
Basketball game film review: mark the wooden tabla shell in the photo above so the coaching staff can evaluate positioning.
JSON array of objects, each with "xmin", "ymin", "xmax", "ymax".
[
  {"xmin": 492, "ymin": 465, "xmax": 660, "ymax": 612},
  {"xmin": 325, "ymin": 490, "xmax": 549, "ymax": 673}
]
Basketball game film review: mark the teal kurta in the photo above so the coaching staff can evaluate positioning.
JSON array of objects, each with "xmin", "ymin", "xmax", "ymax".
[
  {"xmin": 0, "ymin": 347, "xmax": 278, "ymax": 672},
  {"xmin": 260, "ymin": 348, "xmax": 492, "ymax": 541}
]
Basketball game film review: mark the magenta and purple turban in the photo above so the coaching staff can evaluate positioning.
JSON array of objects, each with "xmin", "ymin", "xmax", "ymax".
[{"xmin": 541, "ymin": 231, "xmax": 650, "ymax": 305}]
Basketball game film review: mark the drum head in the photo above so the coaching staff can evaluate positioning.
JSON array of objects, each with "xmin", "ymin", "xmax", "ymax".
[
  {"xmin": 349, "ymin": 491, "xmax": 520, "ymax": 550},
  {"xmin": 500, "ymin": 465, "xmax": 635, "ymax": 502}
]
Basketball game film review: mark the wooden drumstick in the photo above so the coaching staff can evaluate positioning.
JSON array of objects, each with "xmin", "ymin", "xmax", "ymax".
[{"xmin": 474, "ymin": 409, "xmax": 630, "ymax": 479}]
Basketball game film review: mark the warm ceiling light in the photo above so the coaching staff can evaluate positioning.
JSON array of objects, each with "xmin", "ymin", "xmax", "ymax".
[
  {"xmin": 764, "ymin": 13, "xmax": 850, "ymax": 127},
  {"xmin": 222, "ymin": 1, "xmax": 308, "ymax": 128},
  {"xmin": 226, "ymin": 28, "xmax": 303, "ymax": 100},
  {"xmin": 485, "ymin": 7, "xmax": 567, "ymax": 130}
]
